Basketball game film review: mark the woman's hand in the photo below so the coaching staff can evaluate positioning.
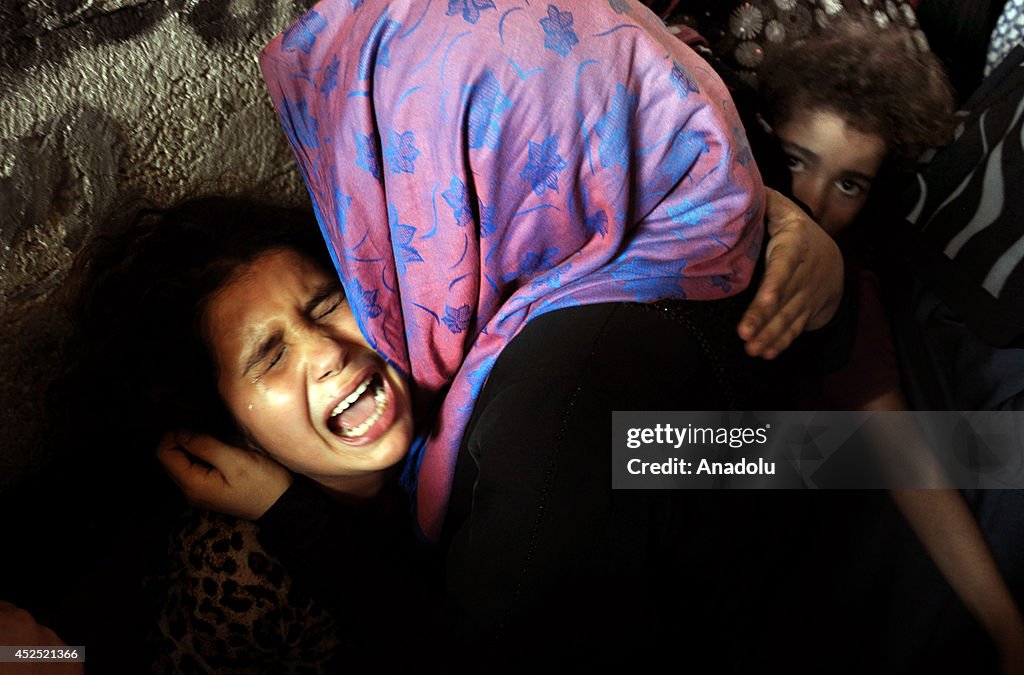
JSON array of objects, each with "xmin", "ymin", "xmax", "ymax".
[
  {"xmin": 738, "ymin": 188, "xmax": 844, "ymax": 359},
  {"xmin": 156, "ymin": 432, "xmax": 293, "ymax": 520}
]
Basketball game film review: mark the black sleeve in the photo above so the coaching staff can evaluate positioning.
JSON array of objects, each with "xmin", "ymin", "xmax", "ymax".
[
  {"xmin": 257, "ymin": 476, "xmax": 331, "ymax": 554},
  {"xmin": 441, "ymin": 300, "xmax": 810, "ymax": 662},
  {"xmin": 256, "ymin": 478, "xmax": 387, "ymax": 627},
  {"xmin": 802, "ymin": 262, "xmax": 859, "ymax": 376},
  {"xmin": 441, "ymin": 300, "xmax": 890, "ymax": 670}
]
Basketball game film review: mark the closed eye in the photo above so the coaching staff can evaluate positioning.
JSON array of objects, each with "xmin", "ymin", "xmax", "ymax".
[
  {"xmin": 250, "ymin": 342, "xmax": 286, "ymax": 383},
  {"xmin": 312, "ymin": 291, "xmax": 346, "ymax": 321},
  {"xmin": 267, "ymin": 346, "xmax": 285, "ymax": 370}
]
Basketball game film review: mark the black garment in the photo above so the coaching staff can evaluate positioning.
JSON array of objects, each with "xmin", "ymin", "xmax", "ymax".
[
  {"xmin": 257, "ymin": 478, "xmax": 445, "ymax": 671},
  {"xmin": 259, "ymin": 294, "xmax": 873, "ymax": 672},
  {"xmin": 439, "ymin": 296, "xmax": 879, "ymax": 671}
]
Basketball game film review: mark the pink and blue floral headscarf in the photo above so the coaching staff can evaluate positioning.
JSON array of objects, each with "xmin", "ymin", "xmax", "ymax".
[{"xmin": 261, "ymin": 0, "xmax": 764, "ymax": 540}]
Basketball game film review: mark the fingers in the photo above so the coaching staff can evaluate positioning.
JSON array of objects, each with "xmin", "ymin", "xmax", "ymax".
[
  {"xmin": 737, "ymin": 267, "xmax": 781, "ymax": 340},
  {"xmin": 745, "ymin": 302, "xmax": 811, "ymax": 359},
  {"xmin": 156, "ymin": 431, "xmax": 233, "ymax": 502},
  {"xmin": 175, "ymin": 432, "xmax": 247, "ymax": 478},
  {"xmin": 155, "ymin": 432, "xmax": 198, "ymax": 486},
  {"xmin": 740, "ymin": 187, "xmax": 845, "ymax": 356},
  {"xmin": 158, "ymin": 430, "xmax": 249, "ymax": 479},
  {"xmin": 739, "ymin": 239, "xmax": 803, "ymax": 344},
  {"xmin": 743, "ymin": 284, "xmax": 812, "ymax": 356}
]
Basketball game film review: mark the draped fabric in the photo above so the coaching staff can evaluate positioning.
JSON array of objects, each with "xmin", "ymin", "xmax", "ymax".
[
  {"xmin": 260, "ymin": 0, "xmax": 764, "ymax": 539},
  {"xmin": 903, "ymin": 45, "xmax": 1024, "ymax": 346}
]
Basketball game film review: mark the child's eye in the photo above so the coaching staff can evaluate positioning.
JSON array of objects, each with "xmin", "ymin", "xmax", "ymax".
[
  {"xmin": 313, "ymin": 292, "xmax": 346, "ymax": 321},
  {"xmin": 837, "ymin": 179, "xmax": 866, "ymax": 197},
  {"xmin": 252, "ymin": 346, "xmax": 286, "ymax": 383},
  {"xmin": 785, "ymin": 155, "xmax": 805, "ymax": 172}
]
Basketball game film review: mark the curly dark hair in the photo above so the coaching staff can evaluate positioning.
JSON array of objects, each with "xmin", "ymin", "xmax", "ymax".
[
  {"xmin": 56, "ymin": 197, "xmax": 333, "ymax": 457},
  {"xmin": 759, "ymin": 17, "xmax": 956, "ymax": 171}
]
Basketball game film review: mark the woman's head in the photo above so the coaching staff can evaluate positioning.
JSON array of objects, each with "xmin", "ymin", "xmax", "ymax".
[
  {"xmin": 66, "ymin": 197, "xmax": 411, "ymax": 492},
  {"xmin": 760, "ymin": 18, "xmax": 955, "ymax": 235},
  {"xmin": 260, "ymin": 0, "xmax": 767, "ymax": 537}
]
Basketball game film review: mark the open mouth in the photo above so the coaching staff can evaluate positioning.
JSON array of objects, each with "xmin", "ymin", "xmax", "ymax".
[{"xmin": 327, "ymin": 372, "xmax": 390, "ymax": 442}]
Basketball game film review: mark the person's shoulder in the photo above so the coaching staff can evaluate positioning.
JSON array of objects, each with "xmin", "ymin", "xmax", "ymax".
[{"xmin": 467, "ymin": 301, "xmax": 736, "ymax": 436}]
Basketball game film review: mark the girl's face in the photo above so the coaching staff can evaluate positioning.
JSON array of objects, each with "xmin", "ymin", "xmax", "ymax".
[
  {"xmin": 203, "ymin": 248, "xmax": 413, "ymax": 496},
  {"xmin": 775, "ymin": 108, "xmax": 888, "ymax": 237}
]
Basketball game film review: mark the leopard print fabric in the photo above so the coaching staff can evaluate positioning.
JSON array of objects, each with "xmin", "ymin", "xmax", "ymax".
[{"xmin": 148, "ymin": 509, "xmax": 344, "ymax": 673}]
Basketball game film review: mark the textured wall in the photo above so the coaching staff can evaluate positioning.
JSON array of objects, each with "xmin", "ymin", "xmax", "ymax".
[{"xmin": 0, "ymin": 0, "xmax": 313, "ymax": 492}]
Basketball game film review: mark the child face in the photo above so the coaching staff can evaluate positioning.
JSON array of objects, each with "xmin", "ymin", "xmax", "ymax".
[
  {"xmin": 775, "ymin": 108, "xmax": 888, "ymax": 237},
  {"xmin": 203, "ymin": 248, "xmax": 413, "ymax": 493}
]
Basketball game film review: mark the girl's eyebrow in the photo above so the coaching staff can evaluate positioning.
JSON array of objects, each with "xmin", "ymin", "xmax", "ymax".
[
  {"xmin": 781, "ymin": 141, "xmax": 818, "ymax": 163},
  {"xmin": 840, "ymin": 169, "xmax": 877, "ymax": 183}
]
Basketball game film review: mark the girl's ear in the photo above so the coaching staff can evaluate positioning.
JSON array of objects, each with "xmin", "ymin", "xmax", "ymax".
[{"xmin": 756, "ymin": 112, "xmax": 775, "ymax": 136}]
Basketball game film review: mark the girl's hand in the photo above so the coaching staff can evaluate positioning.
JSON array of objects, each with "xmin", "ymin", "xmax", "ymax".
[
  {"xmin": 738, "ymin": 188, "xmax": 844, "ymax": 359},
  {"xmin": 156, "ymin": 431, "xmax": 293, "ymax": 520}
]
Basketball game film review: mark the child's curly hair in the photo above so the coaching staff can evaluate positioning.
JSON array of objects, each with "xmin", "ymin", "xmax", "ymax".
[
  {"xmin": 759, "ymin": 17, "xmax": 956, "ymax": 172},
  {"xmin": 55, "ymin": 197, "xmax": 332, "ymax": 455}
]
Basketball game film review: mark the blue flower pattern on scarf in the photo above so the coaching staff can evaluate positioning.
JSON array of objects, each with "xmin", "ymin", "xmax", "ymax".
[
  {"xmin": 520, "ymin": 136, "xmax": 567, "ymax": 195},
  {"xmin": 442, "ymin": 304, "xmax": 473, "ymax": 333},
  {"xmin": 467, "ymin": 71, "xmax": 512, "ymax": 150},
  {"xmin": 282, "ymin": 11, "xmax": 327, "ymax": 54},
  {"xmin": 442, "ymin": 177, "xmax": 473, "ymax": 228},
  {"xmin": 517, "ymin": 247, "xmax": 560, "ymax": 278},
  {"xmin": 540, "ymin": 5, "xmax": 579, "ymax": 57},
  {"xmin": 385, "ymin": 130, "xmax": 420, "ymax": 174},
  {"xmin": 356, "ymin": 132, "xmax": 382, "ymax": 180},
  {"xmin": 609, "ymin": 0, "xmax": 630, "ymax": 14},
  {"xmin": 389, "ymin": 204, "xmax": 424, "ymax": 273},
  {"xmin": 479, "ymin": 202, "xmax": 496, "ymax": 238},
  {"xmin": 594, "ymin": 83, "xmax": 638, "ymax": 169},
  {"xmin": 447, "ymin": 0, "xmax": 496, "ymax": 24},
  {"xmin": 611, "ymin": 258, "xmax": 688, "ymax": 301},
  {"xmin": 670, "ymin": 60, "xmax": 700, "ymax": 99},
  {"xmin": 350, "ymin": 277, "xmax": 383, "ymax": 319},
  {"xmin": 731, "ymin": 124, "xmax": 753, "ymax": 167},
  {"xmin": 667, "ymin": 198, "xmax": 716, "ymax": 228},
  {"xmin": 321, "ymin": 55, "xmax": 341, "ymax": 94},
  {"xmin": 662, "ymin": 130, "xmax": 708, "ymax": 178},
  {"xmin": 334, "ymin": 190, "xmax": 352, "ymax": 230},
  {"xmin": 585, "ymin": 209, "xmax": 609, "ymax": 237}
]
